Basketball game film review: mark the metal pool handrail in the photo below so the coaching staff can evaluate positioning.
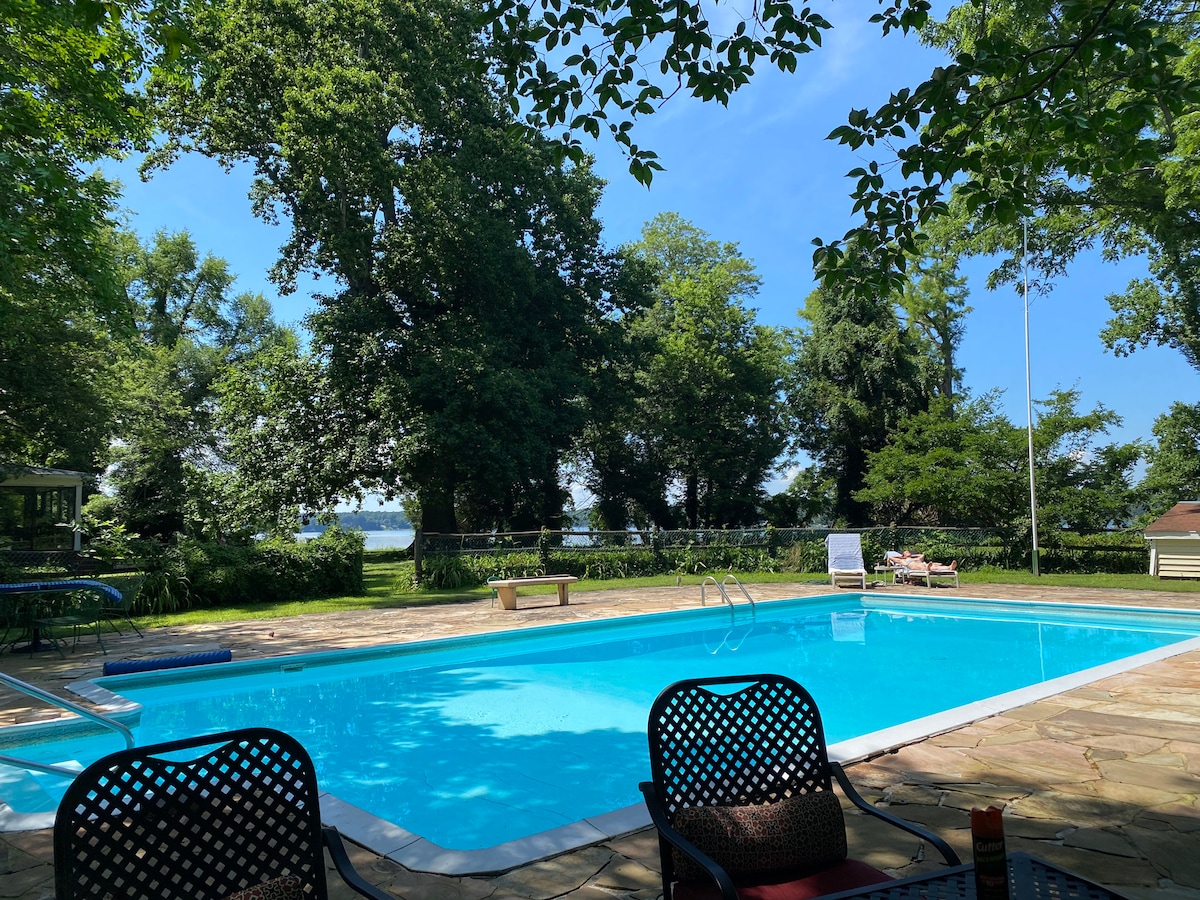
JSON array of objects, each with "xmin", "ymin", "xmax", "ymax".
[
  {"xmin": 699, "ymin": 576, "xmax": 757, "ymax": 652},
  {"xmin": 0, "ymin": 672, "xmax": 134, "ymax": 778},
  {"xmin": 721, "ymin": 574, "xmax": 756, "ymax": 610},
  {"xmin": 700, "ymin": 574, "xmax": 757, "ymax": 613}
]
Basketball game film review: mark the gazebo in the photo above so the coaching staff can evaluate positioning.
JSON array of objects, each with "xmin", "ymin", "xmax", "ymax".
[
  {"xmin": 1144, "ymin": 500, "xmax": 1200, "ymax": 578},
  {"xmin": 0, "ymin": 467, "xmax": 86, "ymax": 551}
]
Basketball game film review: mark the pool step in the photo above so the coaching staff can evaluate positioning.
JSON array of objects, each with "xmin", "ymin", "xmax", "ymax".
[{"xmin": 0, "ymin": 759, "xmax": 82, "ymax": 814}]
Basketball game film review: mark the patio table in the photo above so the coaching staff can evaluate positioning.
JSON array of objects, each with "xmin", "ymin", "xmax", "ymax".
[
  {"xmin": 0, "ymin": 580, "xmax": 122, "ymax": 654},
  {"xmin": 816, "ymin": 851, "xmax": 1132, "ymax": 899}
]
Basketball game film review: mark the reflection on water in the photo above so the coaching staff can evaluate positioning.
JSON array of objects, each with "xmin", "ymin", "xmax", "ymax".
[{"xmin": 831, "ymin": 611, "xmax": 866, "ymax": 642}]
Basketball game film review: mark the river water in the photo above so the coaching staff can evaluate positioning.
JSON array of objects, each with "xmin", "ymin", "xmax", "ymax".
[{"xmin": 296, "ymin": 528, "xmax": 415, "ymax": 550}]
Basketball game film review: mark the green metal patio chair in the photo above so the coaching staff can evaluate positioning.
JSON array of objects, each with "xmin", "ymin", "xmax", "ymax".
[
  {"xmin": 95, "ymin": 573, "xmax": 145, "ymax": 636},
  {"xmin": 0, "ymin": 592, "xmax": 32, "ymax": 650},
  {"xmin": 36, "ymin": 587, "xmax": 108, "ymax": 654}
]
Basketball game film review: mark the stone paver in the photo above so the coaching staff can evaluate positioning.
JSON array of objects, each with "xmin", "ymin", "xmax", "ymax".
[{"xmin": 3, "ymin": 579, "xmax": 1200, "ymax": 898}]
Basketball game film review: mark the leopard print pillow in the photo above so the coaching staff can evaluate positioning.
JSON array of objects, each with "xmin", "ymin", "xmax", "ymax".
[
  {"xmin": 225, "ymin": 874, "xmax": 304, "ymax": 900},
  {"xmin": 670, "ymin": 790, "xmax": 847, "ymax": 880}
]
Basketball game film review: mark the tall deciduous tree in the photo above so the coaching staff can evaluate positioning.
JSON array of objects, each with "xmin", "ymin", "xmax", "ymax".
[
  {"xmin": 790, "ymin": 280, "xmax": 930, "ymax": 526},
  {"xmin": 574, "ymin": 249, "xmax": 667, "ymax": 530},
  {"xmin": 1139, "ymin": 402, "xmax": 1200, "ymax": 519},
  {"xmin": 105, "ymin": 230, "xmax": 292, "ymax": 540},
  {"xmin": 858, "ymin": 389, "xmax": 1143, "ymax": 531},
  {"xmin": 855, "ymin": 395, "xmax": 1024, "ymax": 528},
  {"xmin": 215, "ymin": 342, "xmax": 369, "ymax": 531},
  {"xmin": 899, "ymin": 250, "xmax": 970, "ymax": 404},
  {"xmin": 153, "ymin": 0, "xmax": 644, "ymax": 533},
  {"xmin": 588, "ymin": 214, "xmax": 789, "ymax": 528}
]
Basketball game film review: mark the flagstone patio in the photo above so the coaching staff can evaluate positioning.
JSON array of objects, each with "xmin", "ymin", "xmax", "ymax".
[{"xmin": 2, "ymin": 580, "xmax": 1199, "ymax": 899}]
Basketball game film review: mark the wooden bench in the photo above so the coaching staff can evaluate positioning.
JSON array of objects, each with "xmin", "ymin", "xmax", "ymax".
[{"xmin": 488, "ymin": 575, "xmax": 579, "ymax": 610}]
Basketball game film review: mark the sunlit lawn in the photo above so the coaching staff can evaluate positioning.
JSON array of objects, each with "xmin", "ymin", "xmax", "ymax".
[{"xmin": 134, "ymin": 562, "xmax": 1200, "ymax": 629}]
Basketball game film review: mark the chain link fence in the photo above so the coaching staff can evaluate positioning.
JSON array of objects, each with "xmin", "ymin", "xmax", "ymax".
[
  {"xmin": 421, "ymin": 526, "xmax": 1005, "ymax": 554},
  {"xmin": 409, "ymin": 527, "xmax": 1149, "ymax": 587}
]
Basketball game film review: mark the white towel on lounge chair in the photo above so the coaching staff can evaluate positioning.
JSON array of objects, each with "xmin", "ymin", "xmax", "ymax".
[{"xmin": 825, "ymin": 533, "xmax": 867, "ymax": 588}]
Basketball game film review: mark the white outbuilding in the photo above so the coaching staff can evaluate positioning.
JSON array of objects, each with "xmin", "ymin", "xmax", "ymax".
[
  {"xmin": 1144, "ymin": 501, "xmax": 1200, "ymax": 578},
  {"xmin": 0, "ymin": 466, "xmax": 85, "ymax": 551}
]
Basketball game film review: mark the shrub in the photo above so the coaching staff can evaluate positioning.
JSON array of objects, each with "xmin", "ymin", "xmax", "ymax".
[
  {"xmin": 416, "ymin": 544, "xmax": 784, "ymax": 588},
  {"xmin": 0, "ymin": 552, "xmax": 20, "ymax": 585},
  {"xmin": 125, "ymin": 541, "xmax": 192, "ymax": 615},
  {"xmin": 419, "ymin": 554, "xmax": 487, "ymax": 590},
  {"xmin": 133, "ymin": 528, "xmax": 365, "ymax": 611},
  {"xmin": 1036, "ymin": 531, "xmax": 1147, "ymax": 575},
  {"xmin": 782, "ymin": 540, "xmax": 826, "ymax": 573},
  {"xmin": 390, "ymin": 561, "xmax": 420, "ymax": 593}
]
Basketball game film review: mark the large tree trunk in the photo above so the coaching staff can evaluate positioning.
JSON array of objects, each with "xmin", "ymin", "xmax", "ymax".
[
  {"xmin": 940, "ymin": 328, "xmax": 955, "ymax": 402},
  {"xmin": 684, "ymin": 470, "xmax": 699, "ymax": 529},
  {"xmin": 534, "ymin": 452, "xmax": 566, "ymax": 530},
  {"xmin": 418, "ymin": 477, "xmax": 458, "ymax": 533},
  {"xmin": 834, "ymin": 445, "xmax": 871, "ymax": 527}
]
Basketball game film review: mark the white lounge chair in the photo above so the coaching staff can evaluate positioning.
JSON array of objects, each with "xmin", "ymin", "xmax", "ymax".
[
  {"xmin": 825, "ymin": 533, "xmax": 867, "ymax": 588},
  {"xmin": 907, "ymin": 560, "xmax": 959, "ymax": 588}
]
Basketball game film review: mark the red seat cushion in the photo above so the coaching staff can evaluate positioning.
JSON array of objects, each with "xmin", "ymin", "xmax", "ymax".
[{"xmin": 673, "ymin": 859, "xmax": 893, "ymax": 900}]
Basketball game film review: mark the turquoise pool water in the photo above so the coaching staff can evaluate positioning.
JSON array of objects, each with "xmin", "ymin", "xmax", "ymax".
[{"xmin": 3, "ymin": 594, "xmax": 1199, "ymax": 851}]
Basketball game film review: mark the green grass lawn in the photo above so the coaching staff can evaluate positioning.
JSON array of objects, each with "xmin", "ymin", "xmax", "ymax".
[{"xmin": 134, "ymin": 564, "xmax": 1200, "ymax": 629}]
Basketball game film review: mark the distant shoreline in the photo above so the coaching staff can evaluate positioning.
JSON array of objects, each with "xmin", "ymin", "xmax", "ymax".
[
  {"xmin": 300, "ymin": 510, "xmax": 411, "ymax": 533},
  {"xmin": 296, "ymin": 527, "xmax": 415, "ymax": 550},
  {"xmin": 299, "ymin": 525, "xmax": 411, "ymax": 532}
]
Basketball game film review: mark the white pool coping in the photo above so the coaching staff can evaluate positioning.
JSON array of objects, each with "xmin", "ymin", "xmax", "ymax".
[{"xmin": 4, "ymin": 594, "xmax": 1200, "ymax": 874}]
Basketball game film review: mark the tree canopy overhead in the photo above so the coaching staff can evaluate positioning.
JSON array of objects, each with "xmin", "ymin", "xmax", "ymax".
[
  {"xmin": 923, "ymin": 2, "xmax": 1200, "ymax": 377},
  {"xmin": 484, "ymin": 0, "xmax": 1199, "ymax": 298},
  {"xmin": 483, "ymin": 0, "xmax": 842, "ymax": 184}
]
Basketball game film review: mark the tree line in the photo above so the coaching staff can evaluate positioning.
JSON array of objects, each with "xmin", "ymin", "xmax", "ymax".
[{"xmin": 4, "ymin": 0, "xmax": 1200, "ymax": 551}]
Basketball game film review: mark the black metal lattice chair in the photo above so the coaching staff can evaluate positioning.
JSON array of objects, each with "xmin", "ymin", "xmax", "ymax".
[
  {"xmin": 639, "ymin": 674, "xmax": 961, "ymax": 900},
  {"xmin": 55, "ymin": 727, "xmax": 393, "ymax": 900}
]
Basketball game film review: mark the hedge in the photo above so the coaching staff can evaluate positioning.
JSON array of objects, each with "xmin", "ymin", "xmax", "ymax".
[
  {"xmin": 134, "ymin": 527, "xmax": 365, "ymax": 613},
  {"xmin": 410, "ymin": 528, "xmax": 1149, "ymax": 589}
]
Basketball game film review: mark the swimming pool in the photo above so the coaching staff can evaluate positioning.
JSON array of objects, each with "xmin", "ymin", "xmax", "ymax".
[{"xmin": 3, "ymin": 593, "xmax": 1200, "ymax": 874}]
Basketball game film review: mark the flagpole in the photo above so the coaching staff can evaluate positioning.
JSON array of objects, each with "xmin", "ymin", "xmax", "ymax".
[{"xmin": 1024, "ymin": 217, "xmax": 1040, "ymax": 576}]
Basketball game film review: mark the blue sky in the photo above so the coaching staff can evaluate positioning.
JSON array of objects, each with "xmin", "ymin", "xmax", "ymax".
[{"xmin": 103, "ymin": 1, "xmax": 1196, "ymax": 498}]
